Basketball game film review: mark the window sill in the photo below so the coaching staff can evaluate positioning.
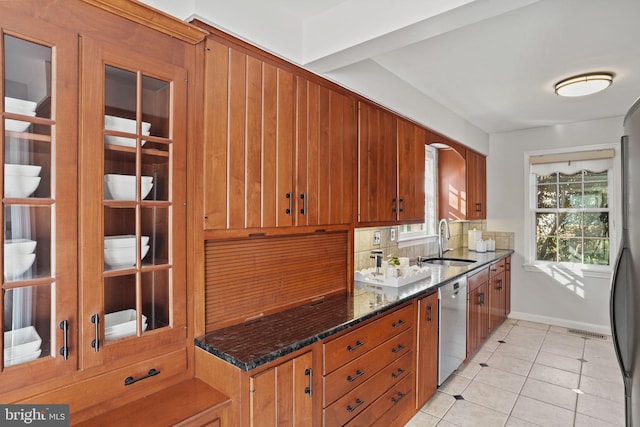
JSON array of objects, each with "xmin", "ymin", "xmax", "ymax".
[{"xmin": 523, "ymin": 262, "xmax": 612, "ymax": 279}]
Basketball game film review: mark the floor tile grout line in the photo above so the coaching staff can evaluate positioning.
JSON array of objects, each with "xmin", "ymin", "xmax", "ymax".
[{"xmin": 413, "ymin": 319, "xmax": 623, "ymax": 427}]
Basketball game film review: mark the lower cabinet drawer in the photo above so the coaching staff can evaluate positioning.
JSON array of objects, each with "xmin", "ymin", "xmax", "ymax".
[
  {"xmin": 343, "ymin": 374, "xmax": 414, "ymax": 427},
  {"xmin": 323, "ymin": 304, "xmax": 413, "ymax": 374},
  {"xmin": 370, "ymin": 374, "xmax": 415, "ymax": 427},
  {"xmin": 323, "ymin": 328, "xmax": 412, "ymax": 406},
  {"xmin": 323, "ymin": 352, "xmax": 412, "ymax": 426}
]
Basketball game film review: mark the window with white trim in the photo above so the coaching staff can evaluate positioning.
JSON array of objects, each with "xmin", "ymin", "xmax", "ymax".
[
  {"xmin": 525, "ymin": 146, "xmax": 619, "ymax": 271},
  {"xmin": 399, "ymin": 144, "xmax": 437, "ymax": 241}
]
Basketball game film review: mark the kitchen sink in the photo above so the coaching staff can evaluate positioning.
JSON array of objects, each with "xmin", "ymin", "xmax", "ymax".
[{"xmin": 418, "ymin": 257, "xmax": 476, "ymax": 267}]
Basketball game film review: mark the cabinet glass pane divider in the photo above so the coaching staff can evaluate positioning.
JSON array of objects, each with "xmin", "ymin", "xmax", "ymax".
[{"xmin": 1, "ymin": 278, "xmax": 54, "ymax": 290}]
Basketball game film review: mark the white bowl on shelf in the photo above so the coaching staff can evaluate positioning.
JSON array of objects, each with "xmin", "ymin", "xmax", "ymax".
[
  {"xmin": 5, "ymin": 163, "xmax": 42, "ymax": 177},
  {"xmin": 104, "ymin": 235, "xmax": 150, "ymax": 249},
  {"xmin": 5, "ymin": 97, "xmax": 37, "ymax": 114},
  {"xmin": 4, "ymin": 175, "xmax": 41, "ymax": 198},
  {"xmin": 104, "ymin": 174, "xmax": 153, "ymax": 201},
  {"xmin": 4, "ymin": 326, "xmax": 42, "ymax": 360},
  {"xmin": 104, "ymin": 244, "xmax": 150, "ymax": 268},
  {"xmin": 104, "ymin": 115, "xmax": 151, "ymax": 147},
  {"xmin": 105, "ymin": 174, "xmax": 153, "ymax": 185},
  {"xmin": 4, "ymin": 239, "xmax": 37, "ymax": 255},
  {"xmin": 104, "ymin": 309, "xmax": 148, "ymax": 341},
  {"xmin": 4, "ymin": 253, "xmax": 35, "ymax": 278},
  {"xmin": 4, "ymin": 349, "xmax": 42, "ymax": 367}
]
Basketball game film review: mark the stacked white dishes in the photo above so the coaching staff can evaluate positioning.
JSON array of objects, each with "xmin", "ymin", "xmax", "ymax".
[
  {"xmin": 104, "ymin": 309, "xmax": 148, "ymax": 341},
  {"xmin": 4, "ymin": 238, "xmax": 37, "ymax": 279},
  {"xmin": 104, "ymin": 235, "xmax": 150, "ymax": 268},
  {"xmin": 4, "ymin": 326, "xmax": 42, "ymax": 367},
  {"xmin": 104, "ymin": 173, "xmax": 153, "ymax": 201},
  {"xmin": 4, "ymin": 163, "xmax": 42, "ymax": 198},
  {"xmin": 104, "ymin": 115, "xmax": 151, "ymax": 147},
  {"xmin": 5, "ymin": 96, "xmax": 37, "ymax": 132}
]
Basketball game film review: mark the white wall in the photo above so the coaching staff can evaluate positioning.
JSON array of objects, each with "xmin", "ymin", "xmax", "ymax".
[{"xmin": 487, "ymin": 116, "xmax": 624, "ymax": 334}]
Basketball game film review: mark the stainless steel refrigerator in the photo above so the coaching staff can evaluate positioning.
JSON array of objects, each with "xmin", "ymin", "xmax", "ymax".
[{"xmin": 611, "ymin": 97, "xmax": 640, "ymax": 427}]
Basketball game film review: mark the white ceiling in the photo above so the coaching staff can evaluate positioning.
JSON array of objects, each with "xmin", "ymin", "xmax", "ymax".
[{"xmin": 143, "ymin": 0, "xmax": 640, "ymax": 135}]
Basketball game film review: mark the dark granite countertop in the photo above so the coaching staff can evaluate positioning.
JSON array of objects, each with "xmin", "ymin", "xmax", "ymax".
[{"xmin": 195, "ymin": 249, "xmax": 513, "ymax": 371}]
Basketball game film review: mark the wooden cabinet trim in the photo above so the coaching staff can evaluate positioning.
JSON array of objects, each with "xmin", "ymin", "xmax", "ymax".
[{"xmin": 80, "ymin": 0, "xmax": 208, "ymax": 44}]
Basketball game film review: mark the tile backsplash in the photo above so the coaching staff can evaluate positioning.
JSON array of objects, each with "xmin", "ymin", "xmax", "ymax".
[{"xmin": 354, "ymin": 221, "xmax": 514, "ymax": 271}]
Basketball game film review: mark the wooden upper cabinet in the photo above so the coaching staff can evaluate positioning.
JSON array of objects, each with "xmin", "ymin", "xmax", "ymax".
[
  {"xmin": 437, "ymin": 147, "xmax": 466, "ymax": 220},
  {"xmin": 0, "ymin": 13, "xmax": 79, "ymax": 394},
  {"xmin": 435, "ymin": 135, "xmax": 486, "ymax": 221},
  {"xmin": 358, "ymin": 102, "xmax": 398, "ymax": 224},
  {"xmin": 79, "ymin": 34, "xmax": 188, "ymax": 369},
  {"xmin": 295, "ymin": 78, "xmax": 356, "ymax": 226},
  {"xmin": 203, "ymin": 38, "xmax": 295, "ymax": 231},
  {"xmin": 466, "ymin": 148, "xmax": 486, "ymax": 220},
  {"xmin": 397, "ymin": 118, "xmax": 426, "ymax": 222}
]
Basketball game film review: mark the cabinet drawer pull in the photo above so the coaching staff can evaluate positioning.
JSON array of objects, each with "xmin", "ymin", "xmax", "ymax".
[
  {"xmin": 90, "ymin": 314, "xmax": 100, "ymax": 352},
  {"xmin": 346, "ymin": 398, "xmax": 364, "ymax": 413},
  {"xmin": 59, "ymin": 320, "xmax": 69, "ymax": 360},
  {"xmin": 391, "ymin": 344, "xmax": 405, "ymax": 354},
  {"xmin": 391, "ymin": 319, "xmax": 406, "ymax": 328},
  {"xmin": 299, "ymin": 192, "xmax": 307, "ymax": 215},
  {"xmin": 124, "ymin": 368, "xmax": 160, "ymax": 386},
  {"xmin": 346, "ymin": 369, "xmax": 365, "ymax": 383},
  {"xmin": 391, "ymin": 391, "xmax": 406, "ymax": 404},
  {"xmin": 391, "ymin": 367, "xmax": 405, "ymax": 379},
  {"xmin": 347, "ymin": 340, "xmax": 364, "ymax": 352},
  {"xmin": 304, "ymin": 368, "xmax": 313, "ymax": 396},
  {"xmin": 285, "ymin": 192, "xmax": 292, "ymax": 215}
]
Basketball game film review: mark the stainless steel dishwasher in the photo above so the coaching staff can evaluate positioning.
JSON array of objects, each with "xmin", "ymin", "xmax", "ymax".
[{"xmin": 438, "ymin": 276, "xmax": 468, "ymax": 385}]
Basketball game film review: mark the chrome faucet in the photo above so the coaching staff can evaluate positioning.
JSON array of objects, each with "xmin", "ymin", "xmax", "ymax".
[
  {"xmin": 370, "ymin": 250, "xmax": 383, "ymax": 275},
  {"xmin": 438, "ymin": 218, "xmax": 451, "ymax": 258}
]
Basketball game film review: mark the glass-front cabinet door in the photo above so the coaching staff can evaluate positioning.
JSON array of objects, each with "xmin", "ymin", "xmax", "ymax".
[
  {"xmin": 1, "ymin": 24, "xmax": 78, "ymax": 390},
  {"xmin": 80, "ymin": 37, "xmax": 187, "ymax": 368}
]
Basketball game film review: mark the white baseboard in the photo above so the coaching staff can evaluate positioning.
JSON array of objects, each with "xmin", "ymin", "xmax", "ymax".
[{"xmin": 508, "ymin": 311, "xmax": 612, "ymax": 336}]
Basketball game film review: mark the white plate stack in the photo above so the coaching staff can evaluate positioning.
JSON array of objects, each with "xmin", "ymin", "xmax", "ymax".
[
  {"xmin": 104, "ymin": 235, "xmax": 150, "ymax": 268},
  {"xmin": 4, "ymin": 163, "xmax": 42, "ymax": 198},
  {"xmin": 104, "ymin": 309, "xmax": 148, "ymax": 341},
  {"xmin": 3, "ymin": 326, "xmax": 42, "ymax": 367},
  {"xmin": 5, "ymin": 96, "xmax": 37, "ymax": 132}
]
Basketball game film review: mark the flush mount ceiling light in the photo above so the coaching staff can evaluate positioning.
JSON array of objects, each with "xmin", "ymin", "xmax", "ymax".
[{"xmin": 555, "ymin": 72, "xmax": 614, "ymax": 97}]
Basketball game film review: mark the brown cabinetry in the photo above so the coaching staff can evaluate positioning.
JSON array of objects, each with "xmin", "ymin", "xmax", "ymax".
[
  {"xmin": 202, "ymin": 35, "xmax": 357, "ymax": 233},
  {"xmin": 358, "ymin": 103, "xmax": 425, "ymax": 224},
  {"xmin": 249, "ymin": 351, "xmax": 313, "ymax": 427},
  {"xmin": 322, "ymin": 303, "xmax": 415, "ymax": 426},
  {"xmin": 466, "ymin": 149, "xmax": 487, "ymax": 220},
  {"xmin": 416, "ymin": 291, "xmax": 439, "ymax": 408},
  {"xmin": 203, "ymin": 38, "xmax": 294, "ymax": 231},
  {"xmin": 0, "ymin": 0, "xmax": 203, "ymax": 416},
  {"xmin": 79, "ymin": 33, "xmax": 188, "ymax": 369},
  {"xmin": 397, "ymin": 118, "xmax": 427, "ymax": 223},
  {"xmin": 436, "ymin": 137, "xmax": 486, "ymax": 221},
  {"xmin": 467, "ymin": 267, "xmax": 489, "ymax": 359},
  {"xmin": 488, "ymin": 258, "xmax": 507, "ymax": 331},
  {"xmin": 295, "ymin": 77, "xmax": 357, "ymax": 227},
  {"xmin": 0, "ymin": 13, "xmax": 79, "ymax": 393}
]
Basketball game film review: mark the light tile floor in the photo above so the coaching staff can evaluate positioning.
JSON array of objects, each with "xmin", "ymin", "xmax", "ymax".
[{"xmin": 406, "ymin": 319, "xmax": 625, "ymax": 427}]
